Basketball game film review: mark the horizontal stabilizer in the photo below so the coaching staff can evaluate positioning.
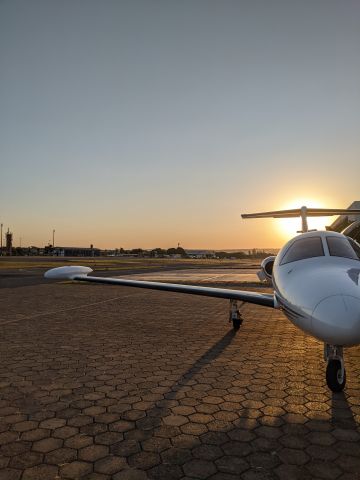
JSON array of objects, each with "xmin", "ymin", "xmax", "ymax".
[{"xmin": 242, "ymin": 208, "xmax": 360, "ymax": 219}]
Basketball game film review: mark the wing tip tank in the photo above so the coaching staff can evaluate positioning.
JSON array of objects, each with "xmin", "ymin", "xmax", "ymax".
[{"xmin": 44, "ymin": 266, "xmax": 93, "ymax": 280}]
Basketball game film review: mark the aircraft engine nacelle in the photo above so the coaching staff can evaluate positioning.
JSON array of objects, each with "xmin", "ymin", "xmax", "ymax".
[
  {"xmin": 257, "ymin": 256, "xmax": 276, "ymax": 283},
  {"xmin": 342, "ymin": 220, "xmax": 360, "ymax": 243}
]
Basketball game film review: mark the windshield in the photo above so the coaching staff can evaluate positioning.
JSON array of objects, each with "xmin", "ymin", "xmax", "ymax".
[
  {"xmin": 327, "ymin": 237, "xmax": 360, "ymax": 261},
  {"xmin": 280, "ymin": 237, "xmax": 324, "ymax": 265}
]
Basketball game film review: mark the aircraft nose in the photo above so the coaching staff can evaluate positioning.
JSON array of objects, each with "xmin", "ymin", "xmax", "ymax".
[{"xmin": 312, "ymin": 295, "xmax": 360, "ymax": 346}]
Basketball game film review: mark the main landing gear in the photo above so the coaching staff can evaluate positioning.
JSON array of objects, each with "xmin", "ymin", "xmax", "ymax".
[
  {"xmin": 229, "ymin": 300, "xmax": 244, "ymax": 331},
  {"xmin": 324, "ymin": 344, "xmax": 346, "ymax": 392}
]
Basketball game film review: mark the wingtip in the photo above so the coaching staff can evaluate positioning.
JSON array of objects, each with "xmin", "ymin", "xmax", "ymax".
[{"xmin": 44, "ymin": 266, "xmax": 93, "ymax": 280}]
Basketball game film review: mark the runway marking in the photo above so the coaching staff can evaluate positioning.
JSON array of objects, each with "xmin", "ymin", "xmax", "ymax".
[{"xmin": 0, "ymin": 293, "xmax": 142, "ymax": 327}]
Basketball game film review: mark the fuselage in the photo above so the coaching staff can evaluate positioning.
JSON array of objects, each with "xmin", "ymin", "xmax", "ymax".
[{"xmin": 272, "ymin": 231, "xmax": 360, "ymax": 346}]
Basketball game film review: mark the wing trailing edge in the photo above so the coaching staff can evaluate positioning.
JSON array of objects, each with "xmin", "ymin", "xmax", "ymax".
[{"xmin": 74, "ymin": 275, "xmax": 275, "ymax": 307}]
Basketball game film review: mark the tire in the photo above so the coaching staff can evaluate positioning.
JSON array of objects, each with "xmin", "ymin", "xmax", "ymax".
[
  {"xmin": 232, "ymin": 319, "xmax": 241, "ymax": 331},
  {"xmin": 326, "ymin": 359, "xmax": 346, "ymax": 392}
]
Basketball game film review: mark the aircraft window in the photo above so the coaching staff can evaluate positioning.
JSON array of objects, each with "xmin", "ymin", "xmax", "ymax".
[
  {"xmin": 327, "ymin": 237, "xmax": 359, "ymax": 261},
  {"xmin": 280, "ymin": 237, "xmax": 324, "ymax": 265}
]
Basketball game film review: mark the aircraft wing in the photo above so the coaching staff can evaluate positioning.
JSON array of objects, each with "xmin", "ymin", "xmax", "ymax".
[{"xmin": 44, "ymin": 266, "xmax": 275, "ymax": 308}]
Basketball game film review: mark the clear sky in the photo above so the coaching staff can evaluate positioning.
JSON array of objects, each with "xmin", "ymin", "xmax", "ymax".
[{"xmin": 1, "ymin": 0, "xmax": 359, "ymax": 249}]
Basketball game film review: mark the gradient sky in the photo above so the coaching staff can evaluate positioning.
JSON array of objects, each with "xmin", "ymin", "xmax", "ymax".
[{"xmin": 1, "ymin": 0, "xmax": 359, "ymax": 249}]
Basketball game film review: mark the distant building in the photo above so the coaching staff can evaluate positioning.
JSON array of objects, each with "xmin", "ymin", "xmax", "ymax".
[
  {"xmin": 52, "ymin": 246, "xmax": 100, "ymax": 257},
  {"xmin": 186, "ymin": 250, "xmax": 216, "ymax": 259}
]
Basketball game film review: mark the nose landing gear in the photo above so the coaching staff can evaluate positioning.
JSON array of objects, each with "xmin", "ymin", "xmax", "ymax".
[
  {"xmin": 229, "ymin": 300, "xmax": 244, "ymax": 331},
  {"xmin": 324, "ymin": 344, "xmax": 346, "ymax": 392}
]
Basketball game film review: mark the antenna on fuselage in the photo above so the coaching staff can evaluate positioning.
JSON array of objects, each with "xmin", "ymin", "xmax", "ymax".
[{"xmin": 241, "ymin": 207, "xmax": 360, "ymax": 233}]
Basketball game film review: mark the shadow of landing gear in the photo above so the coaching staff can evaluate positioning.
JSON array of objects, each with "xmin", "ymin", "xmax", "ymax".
[
  {"xmin": 331, "ymin": 391, "xmax": 358, "ymax": 429},
  {"xmin": 128, "ymin": 329, "xmax": 239, "ymax": 434},
  {"xmin": 180, "ymin": 329, "xmax": 238, "ymax": 384}
]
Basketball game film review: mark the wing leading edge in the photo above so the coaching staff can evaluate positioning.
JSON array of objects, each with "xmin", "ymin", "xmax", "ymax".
[{"xmin": 73, "ymin": 275, "xmax": 275, "ymax": 308}]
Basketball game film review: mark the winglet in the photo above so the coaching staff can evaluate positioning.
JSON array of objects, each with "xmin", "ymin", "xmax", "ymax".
[{"xmin": 44, "ymin": 266, "xmax": 93, "ymax": 280}]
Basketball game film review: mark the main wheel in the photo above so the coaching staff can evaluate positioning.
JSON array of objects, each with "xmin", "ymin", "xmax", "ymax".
[
  {"xmin": 232, "ymin": 319, "xmax": 241, "ymax": 331},
  {"xmin": 326, "ymin": 360, "xmax": 346, "ymax": 392}
]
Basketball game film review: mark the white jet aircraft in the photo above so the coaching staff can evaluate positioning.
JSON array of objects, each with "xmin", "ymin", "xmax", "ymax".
[{"xmin": 45, "ymin": 206, "xmax": 360, "ymax": 392}]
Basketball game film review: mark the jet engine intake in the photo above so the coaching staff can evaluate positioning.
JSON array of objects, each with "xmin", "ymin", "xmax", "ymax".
[{"xmin": 257, "ymin": 256, "xmax": 276, "ymax": 283}]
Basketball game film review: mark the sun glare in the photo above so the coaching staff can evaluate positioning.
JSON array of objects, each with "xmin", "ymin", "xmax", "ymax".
[{"xmin": 278, "ymin": 198, "xmax": 329, "ymax": 240}]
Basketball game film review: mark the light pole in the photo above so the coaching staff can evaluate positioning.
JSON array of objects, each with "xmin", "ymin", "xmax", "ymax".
[
  {"xmin": 52, "ymin": 229, "xmax": 55, "ymax": 247},
  {"xmin": 0, "ymin": 223, "xmax": 2, "ymax": 256}
]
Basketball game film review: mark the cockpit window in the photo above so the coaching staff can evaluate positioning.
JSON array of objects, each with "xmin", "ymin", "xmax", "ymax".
[
  {"xmin": 280, "ymin": 237, "xmax": 324, "ymax": 265},
  {"xmin": 327, "ymin": 237, "xmax": 360, "ymax": 261}
]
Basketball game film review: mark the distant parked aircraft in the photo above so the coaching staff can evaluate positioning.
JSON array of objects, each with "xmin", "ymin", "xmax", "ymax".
[{"xmin": 45, "ymin": 206, "xmax": 360, "ymax": 392}]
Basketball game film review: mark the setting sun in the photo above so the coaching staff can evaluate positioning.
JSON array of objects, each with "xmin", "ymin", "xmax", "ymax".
[{"xmin": 278, "ymin": 198, "xmax": 329, "ymax": 240}]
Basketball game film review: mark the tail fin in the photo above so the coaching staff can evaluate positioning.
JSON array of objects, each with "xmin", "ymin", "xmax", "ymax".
[{"xmin": 241, "ymin": 206, "xmax": 360, "ymax": 233}]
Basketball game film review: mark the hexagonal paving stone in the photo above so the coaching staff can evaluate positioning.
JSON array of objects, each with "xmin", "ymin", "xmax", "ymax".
[
  {"xmin": 128, "ymin": 451, "xmax": 160, "ymax": 470},
  {"xmin": 53, "ymin": 425, "xmax": 78, "ymax": 439},
  {"xmin": 171, "ymin": 433, "xmax": 200, "ymax": 449},
  {"xmin": 32, "ymin": 437, "xmax": 62, "ymax": 453},
  {"xmin": 110, "ymin": 421, "xmax": 135, "ymax": 433},
  {"xmin": 0, "ymin": 431, "xmax": 19, "ymax": 445},
  {"xmin": 60, "ymin": 461, "xmax": 92, "ymax": 479},
  {"xmin": 39, "ymin": 418, "xmax": 66, "ymax": 429},
  {"xmin": 9, "ymin": 451, "xmax": 43, "ymax": 469},
  {"xmin": 306, "ymin": 461, "xmax": 342, "ymax": 479},
  {"xmin": 22, "ymin": 464, "xmax": 58, "ymax": 480},
  {"xmin": 65, "ymin": 434, "xmax": 93, "ymax": 449},
  {"xmin": 111, "ymin": 440, "xmax": 141, "ymax": 457},
  {"xmin": 79, "ymin": 444, "xmax": 109, "ymax": 462},
  {"xmin": 95, "ymin": 431, "xmax": 124, "ymax": 445},
  {"xmin": 172, "ymin": 406, "xmax": 196, "ymax": 416},
  {"xmin": 307, "ymin": 432, "xmax": 336, "ymax": 446},
  {"xmin": 12, "ymin": 421, "xmax": 38, "ymax": 433},
  {"xmin": 278, "ymin": 447, "xmax": 310, "ymax": 465},
  {"xmin": 276, "ymin": 464, "xmax": 312, "ymax": 480},
  {"xmin": 192, "ymin": 444, "xmax": 223, "ymax": 461},
  {"xmin": 94, "ymin": 455, "xmax": 127, "ymax": 475},
  {"xmin": 113, "ymin": 468, "xmax": 148, "ymax": 480},
  {"xmin": 161, "ymin": 447, "xmax": 192, "ymax": 465},
  {"xmin": 222, "ymin": 440, "xmax": 253, "ymax": 457},
  {"xmin": 148, "ymin": 464, "xmax": 183, "ymax": 480},
  {"xmin": 0, "ymin": 468, "xmax": 22, "ymax": 480},
  {"xmin": 67, "ymin": 415, "xmax": 93, "ymax": 427},
  {"xmin": 183, "ymin": 459, "xmax": 217, "ymax": 479},
  {"xmin": 215, "ymin": 455, "xmax": 249, "ymax": 475},
  {"xmin": 81, "ymin": 423, "xmax": 108, "ymax": 436},
  {"xmin": 142, "ymin": 437, "xmax": 171, "ymax": 453},
  {"xmin": 163, "ymin": 415, "xmax": 188, "ymax": 427},
  {"xmin": 44, "ymin": 447, "xmax": 77, "ymax": 465},
  {"xmin": 1, "ymin": 441, "xmax": 31, "ymax": 456}
]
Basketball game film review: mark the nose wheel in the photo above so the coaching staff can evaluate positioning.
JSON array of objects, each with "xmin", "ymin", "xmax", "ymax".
[{"xmin": 324, "ymin": 344, "xmax": 346, "ymax": 392}]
